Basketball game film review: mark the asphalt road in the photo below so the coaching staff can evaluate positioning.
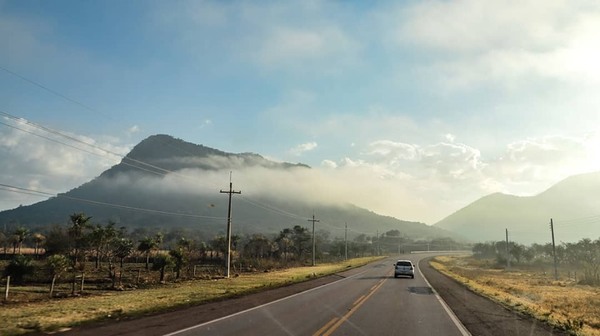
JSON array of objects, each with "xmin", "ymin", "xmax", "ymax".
[
  {"xmin": 55, "ymin": 253, "xmax": 568, "ymax": 336},
  {"xmin": 163, "ymin": 254, "xmax": 468, "ymax": 336}
]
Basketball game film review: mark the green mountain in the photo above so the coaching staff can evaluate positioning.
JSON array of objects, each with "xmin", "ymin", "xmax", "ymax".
[
  {"xmin": 434, "ymin": 171, "xmax": 600, "ymax": 243},
  {"xmin": 0, "ymin": 134, "xmax": 455, "ymax": 241}
]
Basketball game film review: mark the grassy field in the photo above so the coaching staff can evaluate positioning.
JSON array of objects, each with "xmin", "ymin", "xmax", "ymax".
[
  {"xmin": 431, "ymin": 255, "xmax": 600, "ymax": 336},
  {"xmin": 0, "ymin": 256, "xmax": 382, "ymax": 335}
]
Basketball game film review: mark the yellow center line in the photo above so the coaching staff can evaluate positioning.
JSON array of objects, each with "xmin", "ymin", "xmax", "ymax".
[
  {"xmin": 352, "ymin": 295, "xmax": 366, "ymax": 306},
  {"xmin": 312, "ymin": 317, "xmax": 339, "ymax": 336},
  {"xmin": 315, "ymin": 271, "xmax": 392, "ymax": 336}
]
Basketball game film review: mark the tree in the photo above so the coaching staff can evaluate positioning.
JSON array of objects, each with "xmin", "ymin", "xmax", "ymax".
[
  {"xmin": 291, "ymin": 226, "xmax": 310, "ymax": 260},
  {"xmin": 68, "ymin": 213, "xmax": 92, "ymax": 268},
  {"xmin": 46, "ymin": 254, "xmax": 70, "ymax": 297},
  {"xmin": 32, "ymin": 233, "xmax": 46, "ymax": 257},
  {"xmin": 276, "ymin": 228, "xmax": 293, "ymax": 261},
  {"xmin": 13, "ymin": 227, "xmax": 29, "ymax": 254},
  {"xmin": 67, "ymin": 213, "xmax": 92, "ymax": 295},
  {"xmin": 0, "ymin": 231, "xmax": 7, "ymax": 254},
  {"xmin": 113, "ymin": 238, "xmax": 134, "ymax": 268},
  {"xmin": 210, "ymin": 235, "xmax": 227, "ymax": 258},
  {"xmin": 244, "ymin": 234, "xmax": 273, "ymax": 259},
  {"xmin": 89, "ymin": 222, "xmax": 118, "ymax": 269},
  {"xmin": 152, "ymin": 254, "xmax": 174, "ymax": 282},
  {"xmin": 169, "ymin": 248, "xmax": 188, "ymax": 279},
  {"xmin": 3, "ymin": 255, "xmax": 35, "ymax": 284},
  {"xmin": 138, "ymin": 234, "xmax": 162, "ymax": 270},
  {"xmin": 112, "ymin": 238, "xmax": 133, "ymax": 287}
]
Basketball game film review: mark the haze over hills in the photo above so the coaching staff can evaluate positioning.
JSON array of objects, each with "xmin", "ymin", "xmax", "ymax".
[
  {"xmin": 434, "ymin": 171, "xmax": 600, "ymax": 244},
  {"xmin": 0, "ymin": 134, "xmax": 457, "ymax": 241}
]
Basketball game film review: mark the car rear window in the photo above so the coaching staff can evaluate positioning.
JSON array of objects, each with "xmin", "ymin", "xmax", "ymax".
[{"xmin": 396, "ymin": 261, "xmax": 412, "ymax": 266}]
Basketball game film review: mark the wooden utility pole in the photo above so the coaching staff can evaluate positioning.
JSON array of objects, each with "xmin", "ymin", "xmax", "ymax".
[
  {"xmin": 308, "ymin": 214, "xmax": 320, "ymax": 266},
  {"xmin": 220, "ymin": 173, "xmax": 241, "ymax": 278},
  {"xmin": 550, "ymin": 218, "xmax": 558, "ymax": 280}
]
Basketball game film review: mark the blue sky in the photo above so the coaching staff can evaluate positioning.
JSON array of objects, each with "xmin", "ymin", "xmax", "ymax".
[{"xmin": 2, "ymin": 0, "xmax": 600, "ymax": 223}]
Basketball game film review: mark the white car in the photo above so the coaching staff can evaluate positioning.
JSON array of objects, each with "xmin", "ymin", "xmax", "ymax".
[{"xmin": 394, "ymin": 260, "xmax": 415, "ymax": 278}]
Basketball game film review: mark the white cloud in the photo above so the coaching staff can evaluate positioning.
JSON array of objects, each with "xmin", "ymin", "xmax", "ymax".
[
  {"xmin": 321, "ymin": 159, "xmax": 337, "ymax": 169},
  {"xmin": 0, "ymin": 121, "xmax": 130, "ymax": 210},
  {"xmin": 484, "ymin": 134, "xmax": 600, "ymax": 192},
  {"xmin": 390, "ymin": 0, "xmax": 600, "ymax": 90},
  {"xmin": 127, "ymin": 125, "xmax": 140, "ymax": 135},
  {"xmin": 253, "ymin": 26, "xmax": 358, "ymax": 70},
  {"xmin": 288, "ymin": 142, "xmax": 318, "ymax": 156}
]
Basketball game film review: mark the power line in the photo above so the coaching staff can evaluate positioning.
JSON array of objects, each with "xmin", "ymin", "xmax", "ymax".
[
  {"xmin": 0, "ymin": 65, "xmax": 112, "ymax": 119},
  {"xmin": 0, "ymin": 183, "xmax": 225, "ymax": 221},
  {"xmin": 0, "ymin": 110, "xmax": 207, "ymax": 182}
]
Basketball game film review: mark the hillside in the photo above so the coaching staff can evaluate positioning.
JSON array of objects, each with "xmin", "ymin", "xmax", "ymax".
[
  {"xmin": 434, "ymin": 171, "xmax": 600, "ymax": 243},
  {"xmin": 0, "ymin": 134, "xmax": 456, "ymax": 241}
]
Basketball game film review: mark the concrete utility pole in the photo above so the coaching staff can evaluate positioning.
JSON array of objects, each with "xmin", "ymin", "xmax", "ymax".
[
  {"xmin": 505, "ymin": 228, "xmax": 510, "ymax": 269},
  {"xmin": 550, "ymin": 218, "xmax": 558, "ymax": 280},
  {"xmin": 376, "ymin": 230, "xmax": 380, "ymax": 256},
  {"xmin": 344, "ymin": 222, "xmax": 348, "ymax": 261},
  {"xmin": 220, "ymin": 173, "xmax": 241, "ymax": 278},
  {"xmin": 308, "ymin": 213, "xmax": 320, "ymax": 266}
]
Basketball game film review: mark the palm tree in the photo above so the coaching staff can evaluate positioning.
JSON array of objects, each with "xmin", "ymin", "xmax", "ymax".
[
  {"xmin": 138, "ymin": 237, "xmax": 158, "ymax": 270},
  {"xmin": 169, "ymin": 248, "xmax": 188, "ymax": 279},
  {"xmin": 90, "ymin": 222, "xmax": 117, "ymax": 269},
  {"xmin": 3, "ymin": 255, "xmax": 35, "ymax": 284},
  {"xmin": 152, "ymin": 254, "xmax": 174, "ymax": 282},
  {"xmin": 46, "ymin": 254, "xmax": 69, "ymax": 297},
  {"xmin": 112, "ymin": 237, "xmax": 133, "ymax": 287},
  {"xmin": 13, "ymin": 227, "xmax": 29, "ymax": 254},
  {"xmin": 68, "ymin": 213, "xmax": 92, "ymax": 267},
  {"xmin": 32, "ymin": 233, "xmax": 46, "ymax": 257},
  {"xmin": 68, "ymin": 213, "xmax": 92, "ymax": 295}
]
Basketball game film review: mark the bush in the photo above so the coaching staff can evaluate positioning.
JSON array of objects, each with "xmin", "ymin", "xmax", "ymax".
[{"xmin": 3, "ymin": 255, "xmax": 36, "ymax": 284}]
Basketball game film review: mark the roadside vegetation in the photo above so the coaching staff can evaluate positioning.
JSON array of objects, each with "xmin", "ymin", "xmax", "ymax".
[
  {"xmin": 0, "ymin": 256, "xmax": 381, "ymax": 335},
  {"xmin": 432, "ymin": 239, "xmax": 600, "ymax": 336}
]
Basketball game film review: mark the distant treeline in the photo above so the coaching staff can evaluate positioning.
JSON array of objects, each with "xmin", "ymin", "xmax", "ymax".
[
  {"xmin": 1, "ymin": 212, "xmax": 469, "ymax": 290},
  {"xmin": 473, "ymin": 239, "xmax": 600, "ymax": 285}
]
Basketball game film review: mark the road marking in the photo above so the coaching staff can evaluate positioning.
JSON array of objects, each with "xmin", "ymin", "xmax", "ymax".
[
  {"xmin": 315, "ymin": 272, "xmax": 390, "ymax": 336},
  {"xmin": 417, "ymin": 261, "xmax": 472, "ymax": 336},
  {"xmin": 162, "ymin": 268, "xmax": 371, "ymax": 336},
  {"xmin": 352, "ymin": 295, "xmax": 365, "ymax": 306},
  {"xmin": 312, "ymin": 317, "xmax": 339, "ymax": 336}
]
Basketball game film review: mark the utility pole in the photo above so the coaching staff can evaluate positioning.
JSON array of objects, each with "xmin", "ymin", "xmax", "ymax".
[
  {"xmin": 220, "ymin": 172, "xmax": 241, "ymax": 278},
  {"xmin": 550, "ymin": 218, "xmax": 558, "ymax": 280},
  {"xmin": 344, "ymin": 222, "xmax": 348, "ymax": 261},
  {"xmin": 308, "ymin": 214, "xmax": 320, "ymax": 266},
  {"xmin": 505, "ymin": 228, "xmax": 510, "ymax": 269},
  {"xmin": 376, "ymin": 230, "xmax": 380, "ymax": 256}
]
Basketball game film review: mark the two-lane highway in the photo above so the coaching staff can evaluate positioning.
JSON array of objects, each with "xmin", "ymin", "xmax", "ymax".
[{"xmin": 165, "ymin": 254, "xmax": 468, "ymax": 336}]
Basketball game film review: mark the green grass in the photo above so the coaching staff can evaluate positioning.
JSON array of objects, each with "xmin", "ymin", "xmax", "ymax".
[{"xmin": 0, "ymin": 256, "xmax": 383, "ymax": 335}]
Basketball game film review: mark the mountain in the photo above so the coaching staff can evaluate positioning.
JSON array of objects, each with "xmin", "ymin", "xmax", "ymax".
[
  {"xmin": 0, "ymin": 134, "xmax": 456, "ymax": 241},
  {"xmin": 434, "ymin": 171, "xmax": 600, "ymax": 243}
]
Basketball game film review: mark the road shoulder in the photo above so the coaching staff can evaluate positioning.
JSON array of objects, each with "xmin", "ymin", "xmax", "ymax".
[{"xmin": 419, "ymin": 257, "xmax": 570, "ymax": 336}]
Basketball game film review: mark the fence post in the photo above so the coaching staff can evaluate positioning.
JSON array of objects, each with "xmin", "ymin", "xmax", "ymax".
[{"xmin": 4, "ymin": 276, "xmax": 10, "ymax": 301}]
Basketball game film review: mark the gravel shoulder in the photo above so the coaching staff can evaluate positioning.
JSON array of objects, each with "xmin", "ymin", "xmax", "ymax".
[{"xmin": 419, "ymin": 257, "xmax": 570, "ymax": 336}]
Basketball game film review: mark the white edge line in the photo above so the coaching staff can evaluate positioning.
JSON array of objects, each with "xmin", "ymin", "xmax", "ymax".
[
  {"xmin": 418, "ymin": 261, "xmax": 472, "ymax": 336},
  {"xmin": 163, "ymin": 268, "xmax": 371, "ymax": 336}
]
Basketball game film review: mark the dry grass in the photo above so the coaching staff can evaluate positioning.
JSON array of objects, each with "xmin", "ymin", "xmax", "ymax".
[
  {"xmin": 431, "ymin": 255, "xmax": 600, "ymax": 336},
  {"xmin": 0, "ymin": 256, "xmax": 382, "ymax": 335}
]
